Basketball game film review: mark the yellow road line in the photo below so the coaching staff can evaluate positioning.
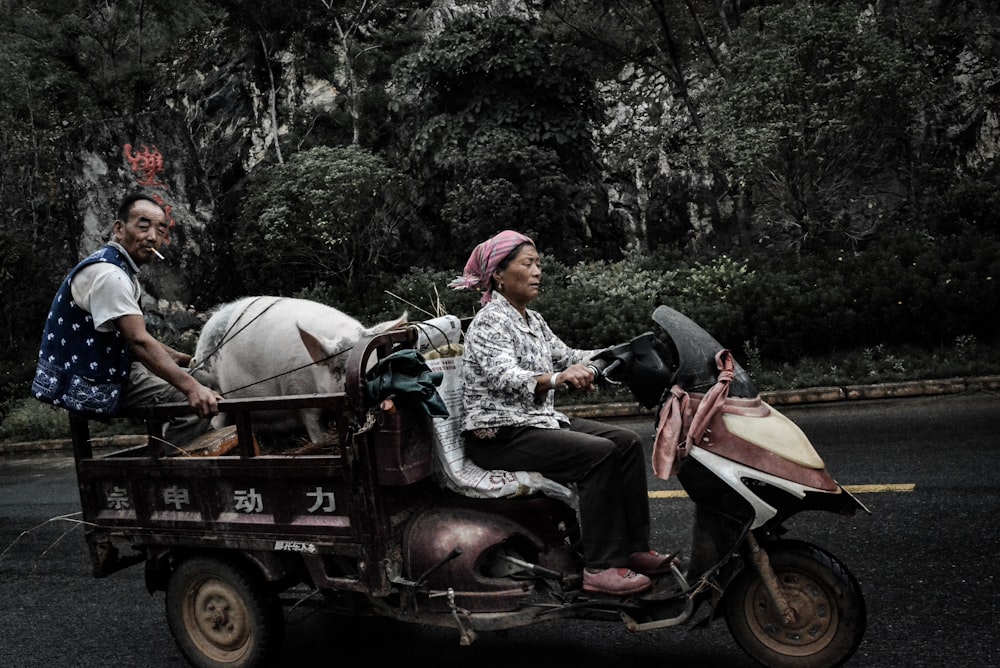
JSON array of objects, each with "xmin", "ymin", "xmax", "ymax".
[
  {"xmin": 844, "ymin": 483, "xmax": 915, "ymax": 493},
  {"xmin": 649, "ymin": 490, "xmax": 690, "ymax": 499},
  {"xmin": 649, "ymin": 483, "xmax": 915, "ymax": 499}
]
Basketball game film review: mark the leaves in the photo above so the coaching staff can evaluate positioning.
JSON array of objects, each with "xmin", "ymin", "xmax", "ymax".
[
  {"xmin": 392, "ymin": 14, "xmax": 605, "ymax": 265},
  {"xmin": 1, "ymin": 0, "xmax": 999, "ymax": 415},
  {"xmin": 696, "ymin": 3, "xmax": 921, "ymax": 246},
  {"xmin": 236, "ymin": 145, "xmax": 417, "ymax": 308}
]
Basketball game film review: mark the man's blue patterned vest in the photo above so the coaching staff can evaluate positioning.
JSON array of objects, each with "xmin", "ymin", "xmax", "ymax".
[{"xmin": 32, "ymin": 246, "xmax": 135, "ymax": 417}]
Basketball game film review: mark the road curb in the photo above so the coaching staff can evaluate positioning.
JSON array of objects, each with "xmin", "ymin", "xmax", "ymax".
[
  {"xmin": 3, "ymin": 376, "xmax": 999, "ymax": 455},
  {"xmin": 559, "ymin": 375, "xmax": 1000, "ymax": 419}
]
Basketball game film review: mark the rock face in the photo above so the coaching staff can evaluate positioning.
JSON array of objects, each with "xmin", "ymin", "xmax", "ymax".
[
  {"xmin": 67, "ymin": 54, "xmax": 271, "ymax": 305},
  {"xmin": 69, "ymin": 113, "xmax": 218, "ymax": 305},
  {"xmin": 63, "ymin": 2, "xmax": 555, "ymax": 311},
  {"xmin": 62, "ymin": 2, "xmax": 1000, "ymax": 309}
]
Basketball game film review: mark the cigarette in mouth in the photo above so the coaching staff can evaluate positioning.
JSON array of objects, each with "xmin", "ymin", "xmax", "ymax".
[{"xmin": 152, "ymin": 249, "xmax": 165, "ymax": 260}]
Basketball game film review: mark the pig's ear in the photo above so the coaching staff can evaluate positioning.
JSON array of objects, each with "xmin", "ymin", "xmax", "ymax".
[
  {"xmin": 365, "ymin": 311, "xmax": 409, "ymax": 336},
  {"xmin": 298, "ymin": 325, "xmax": 338, "ymax": 364}
]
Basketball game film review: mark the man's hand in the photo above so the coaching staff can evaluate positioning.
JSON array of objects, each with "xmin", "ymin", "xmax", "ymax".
[{"xmin": 185, "ymin": 383, "xmax": 222, "ymax": 418}]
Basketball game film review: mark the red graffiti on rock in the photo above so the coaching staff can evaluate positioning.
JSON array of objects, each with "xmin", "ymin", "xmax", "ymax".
[
  {"xmin": 123, "ymin": 144, "xmax": 176, "ymax": 242},
  {"xmin": 124, "ymin": 144, "xmax": 167, "ymax": 188}
]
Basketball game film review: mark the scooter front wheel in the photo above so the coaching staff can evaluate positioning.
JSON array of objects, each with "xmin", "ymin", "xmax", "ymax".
[{"xmin": 723, "ymin": 540, "xmax": 866, "ymax": 668}]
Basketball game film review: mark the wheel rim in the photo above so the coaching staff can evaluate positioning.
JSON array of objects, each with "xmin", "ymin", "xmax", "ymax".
[
  {"xmin": 742, "ymin": 568, "xmax": 838, "ymax": 657},
  {"xmin": 183, "ymin": 576, "xmax": 253, "ymax": 662}
]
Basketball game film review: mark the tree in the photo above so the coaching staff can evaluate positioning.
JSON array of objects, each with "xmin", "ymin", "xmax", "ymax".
[
  {"xmin": 696, "ymin": 3, "xmax": 921, "ymax": 250},
  {"xmin": 438, "ymin": 128, "xmax": 582, "ymax": 257},
  {"xmin": 545, "ymin": 0, "xmax": 743, "ymax": 252},
  {"xmin": 392, "ymin": 14, "xmax": 607, "ymax": 266},
  {"xmin": 235, "ymin": 145, "xmax": 418, "ymax": 310}
]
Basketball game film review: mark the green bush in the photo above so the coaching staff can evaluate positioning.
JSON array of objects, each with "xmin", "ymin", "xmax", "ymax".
[
  {"xmin": 233, "ymin": 145, "xmax": 419, "ymax": 310},
  {"xmin": 535, "ymin": 254, "xmax": 662, "ymax": 349},
  {"xmin": 9, "ymin": 231, "xmax": 997, "ymax": 444},
  {"xmin": 0, "ymin": 399, "xmax": 145, "ymax": 444},
  {"xmin": 383, "ymin": 241, "xmax": 999, "ymax": 363},
  {"xmin": 659, "ymin": 255, "xmax": 757, "ymax": 350},
  {"xmin": 380, "ymin": 267, "xmax": 482, "ymax": 322},
  {"xmin": 0, "ymin": 400, "xmax": 71, "ymax": 442},
  {"xmin": 737, "ymin": 257, "xmax": 860, "ymax": 361}
]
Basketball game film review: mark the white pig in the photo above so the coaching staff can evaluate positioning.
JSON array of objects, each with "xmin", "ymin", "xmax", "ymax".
[{"xmin": 192, "ymin": 296, "xmax": 406, "ymax": 444}]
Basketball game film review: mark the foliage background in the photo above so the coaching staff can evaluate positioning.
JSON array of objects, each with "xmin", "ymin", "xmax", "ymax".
[{"xmin": 1, "ymin": 0, "xmax": 998, "ymax": 428}]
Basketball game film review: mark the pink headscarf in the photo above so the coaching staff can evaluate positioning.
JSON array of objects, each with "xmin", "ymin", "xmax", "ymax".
[{"xmin": 449, "ymin": 230, "xmax": 535, "ymax": 305}]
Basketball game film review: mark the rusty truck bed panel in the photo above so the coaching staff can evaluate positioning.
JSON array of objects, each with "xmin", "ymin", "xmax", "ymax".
[
  {"xmin": 77, "ymin": 455, "xmax": 358, "ymax": 537},
  {"xmin": 70, "ymin": 327, "xmax": 436, "ymax": 593}
]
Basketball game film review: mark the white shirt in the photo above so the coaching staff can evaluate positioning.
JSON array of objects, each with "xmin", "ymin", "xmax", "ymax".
[{"xmin": 70, "ymin": 241, "xmax": 143, "ymax": 332}]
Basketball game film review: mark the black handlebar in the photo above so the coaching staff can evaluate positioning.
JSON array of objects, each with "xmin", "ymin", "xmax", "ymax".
[
  {"xmin": 586, "ymin": 332, "xmax": 675, "ymax": 409},
  {"xmin": 587, "ymin": 358, "xmax": 621, "ymax": 382}
]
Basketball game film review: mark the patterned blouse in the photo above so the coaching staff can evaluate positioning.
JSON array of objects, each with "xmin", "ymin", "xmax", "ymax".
[{"xmin": 461, "ymin": 292, "xmax": 597, "ymax": 431}]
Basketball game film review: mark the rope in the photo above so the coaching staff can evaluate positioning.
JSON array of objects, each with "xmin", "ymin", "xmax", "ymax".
[
  {"xmin": 409, "ymin": 318, "xmax": 462, "ymax": 355},
  {"xmin": 186, "ymin": 297, "xmax": 419, "ymax": 398},
  {"xmin": 187, "ymin": 297, "xmax": 282, "ymax": 375},
  {"xmin": 221, "ymin": 344, "xmax": 355, "ymax": 396},
  {"xmin": 186, "ymin": 296, "xmax": 354, "ymax": 396}
]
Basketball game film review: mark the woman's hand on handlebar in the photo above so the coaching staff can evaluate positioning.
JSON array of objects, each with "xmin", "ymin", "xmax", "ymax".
[{"xmin": 556, "ymin": 363, "xmax": 597, "ymax": 391}]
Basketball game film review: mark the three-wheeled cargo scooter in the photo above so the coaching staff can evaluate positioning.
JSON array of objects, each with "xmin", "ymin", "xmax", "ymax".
[{"xmin": 68, "ymin": 305, "xmax": 867, "ymax": 668}]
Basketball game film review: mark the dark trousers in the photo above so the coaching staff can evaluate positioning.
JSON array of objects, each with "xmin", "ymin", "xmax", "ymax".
[
  {"xmin": 122, "ymin": 362, "xmax": 213, "ymax": 447},
  {"xmin": 465, "ymin": 417, "xmax": 651, "ymax": 569}
]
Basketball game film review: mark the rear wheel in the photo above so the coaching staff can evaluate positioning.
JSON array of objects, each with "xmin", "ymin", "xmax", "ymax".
[
  {"xmin": 166, "ymin": 556, "xmax": 284, "ymax": 668},
  {"xmin": 724, "ymin": 540, "xmax": 866, "ymax": 668}
]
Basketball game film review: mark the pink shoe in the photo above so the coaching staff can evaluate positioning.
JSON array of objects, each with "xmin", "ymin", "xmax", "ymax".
[
  {"xmin": 629, "ymin": 550, "xmax": 680, "ymax": 576},
  {"xmin": 582, "ymin": 567, "xmax": 652, "ymax": 596}
]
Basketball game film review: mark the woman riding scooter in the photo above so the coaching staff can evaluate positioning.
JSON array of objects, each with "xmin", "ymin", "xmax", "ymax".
[{"xmin": 450, "ymin": 230, "xmax": 675, "ymax": 596}]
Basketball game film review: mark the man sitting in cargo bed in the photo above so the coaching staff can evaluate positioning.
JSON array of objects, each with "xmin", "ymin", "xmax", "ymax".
[{"xmin": 31, "ymin": 192, "xmax": 221, "ymax": 445}]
